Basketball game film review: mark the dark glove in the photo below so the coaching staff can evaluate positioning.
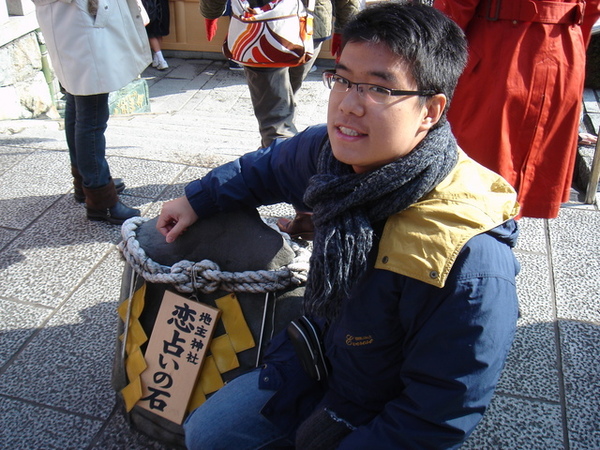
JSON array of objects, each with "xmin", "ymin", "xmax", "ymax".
[
  {"xmin": 296, "ymin": 408, "xmax": 353, "ymax": 450},
  {"xmin": 205, "ymin": 19, "xmax": 219, "ymax": 41},
  {"xmin": 330, "ymin": 33, "xmax": 342, "ymax": 58}
]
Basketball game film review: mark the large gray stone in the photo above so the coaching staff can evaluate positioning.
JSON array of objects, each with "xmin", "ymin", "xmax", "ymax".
[{"xmin": 136, "ymin": 209, "xmax": 295, "ymax": 271}]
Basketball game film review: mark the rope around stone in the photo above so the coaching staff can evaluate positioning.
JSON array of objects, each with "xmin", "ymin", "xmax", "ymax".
[{"xmin": 118, "ymin": 216, "xmax": 311, "ymax": 295}]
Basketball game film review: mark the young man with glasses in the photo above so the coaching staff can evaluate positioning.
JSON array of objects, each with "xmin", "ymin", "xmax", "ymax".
[{"xmin": 157, "ymin": 2, "xmax": 520, "ymax": 448}]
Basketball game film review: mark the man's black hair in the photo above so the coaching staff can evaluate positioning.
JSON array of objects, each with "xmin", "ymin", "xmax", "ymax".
[{"xmin": 341, "ymin": 1, "xmax": 467, "ymax": 116}]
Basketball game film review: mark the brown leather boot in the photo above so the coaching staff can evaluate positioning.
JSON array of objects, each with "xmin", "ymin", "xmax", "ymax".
[
  {"xmin": 276, "ymin": 211, "xmax": 314, "ymax": 240},
  {"xmin": 83, "ymin": 179, "xmax": 140, "ymax": 225},
  {"xmin": 71, "ymin": 166, "xmax": 125, "ymax": 203}
]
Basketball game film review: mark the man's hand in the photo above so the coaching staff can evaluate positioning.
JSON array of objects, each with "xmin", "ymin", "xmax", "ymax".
[{"xmin": 156, "ymin": 196, "xmax": 199, "ymax": 243}]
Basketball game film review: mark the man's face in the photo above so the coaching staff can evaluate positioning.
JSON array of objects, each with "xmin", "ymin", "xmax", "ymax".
[{"xmin": 327, "ymin": 41, "xmax": 443, "ymax": 174}]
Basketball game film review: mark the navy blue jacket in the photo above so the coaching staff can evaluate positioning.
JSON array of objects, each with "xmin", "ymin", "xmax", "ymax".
[{"xmin": 185, "ymin": 125, "xmax": 520, "ymax": 449}]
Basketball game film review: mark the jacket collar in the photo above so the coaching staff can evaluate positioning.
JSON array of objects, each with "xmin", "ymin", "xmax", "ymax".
[{"xmin": 374, "ymin": 149, "xmax": 519, "ymax": 287}]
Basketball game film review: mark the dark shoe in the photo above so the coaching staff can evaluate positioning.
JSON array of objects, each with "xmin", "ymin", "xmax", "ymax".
[
  {"xmin": 83, "ymin": 180, "xmax": 140, "ymax": 225},
  {"xmin": 276, "ymin": 212, "xmax": 314, "ymax": 240},
  {"xmin": 86, "ymin": 201, "xmax": 140, "ymax": 225},
  {"xmin": 228, "ymin": 60, "xmax": 244, "ymax": 71},
  {"xmin": 74, "ymin": 178, "xmax": 125, "ymax": 203}
]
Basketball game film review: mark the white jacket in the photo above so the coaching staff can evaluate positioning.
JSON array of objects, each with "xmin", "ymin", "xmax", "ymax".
[{"xmin": 34, "ymin": 0, "xmax": 151, "ymax": 95}]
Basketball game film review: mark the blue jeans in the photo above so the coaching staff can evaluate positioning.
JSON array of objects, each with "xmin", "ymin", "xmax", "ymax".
[
  {"xmin": 184, "ymin": 369, "xmax": 294, "ymax": 450},
  {"xmin": 64, "ymin": 92, "xmax": 111, "ymax": 189}
]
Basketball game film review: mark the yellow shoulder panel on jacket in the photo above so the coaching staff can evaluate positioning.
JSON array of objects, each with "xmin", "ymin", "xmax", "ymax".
[{"xmin": 374, "ymin": 149, "xmax": 519, "ymax": 287}]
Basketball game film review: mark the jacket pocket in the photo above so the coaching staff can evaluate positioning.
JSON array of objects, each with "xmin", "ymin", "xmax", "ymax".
[
  {"xmin": 92, "ymin": 0, "xmax": 113, "ymax": 27},
  {"xmin": 74, "ymin": 0, "xmax": 113, "ymax": 27}
]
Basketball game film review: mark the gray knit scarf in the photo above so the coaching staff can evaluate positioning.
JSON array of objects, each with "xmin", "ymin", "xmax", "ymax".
[{"xmin": 303, "ymin": 121, "xmax": 458, "ymax": 319}]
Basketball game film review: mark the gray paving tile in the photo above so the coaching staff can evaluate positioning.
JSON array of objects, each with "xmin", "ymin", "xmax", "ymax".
[
  {"xmin": 497, "ymin": 321, "xmax": 560, "ymax": 402},
  {"xmin": 0, "ymin": 298, "xmax": 52, "ymax": 367},
  {"xmin": 163, "ymin": 58, "xmax": 213, "ymax": 81},
  {"xmin": 295, "ymin": 76, "xmax": 330, "ymax": 131},
  {"xmin": 513, "ymin": 252, "xmax": 555, "ymax": 324},
  {"xmin": 2, "ymin": 149, "xmax": 70, "ymax": 197},
  {"xmin": 91, "ymin": 407, "xmax": 173, "ymax": 450},
  {"xmin": 0, "ymin": 226, "xmax": 19, "ymax": 251},
  {"xmin": 588, "ymin": 114, "xmax": 600, "ymax": 136},
  {"xmin": 549, "ymin": 208, "xmax": 600, "ymax": 322},
  {"xmin": 102, "ymin": 117, "xmax": 196, "ymax": 164},
  {"xmin": 497, "ymin": 250, "xmax": 560, "ymax": 401},
  {"xmin": 583, "ymin": 88, "xmax": 600, "ymax": 114},
  {"xmin": 559, "ymin": 320, "xmax": 600, "ymax": 450},
  {"xmin": 0, "ymin": 118, "xmax": 66, "ymax": 152},
  {"xmin": 204, "ymin": 84, "xmax": 250, "ymax": 113},
  {"xmin": 0, "ymin": 193, "xmax": 61, "ymax": 231},
  {"xmin": 106, "ymin": 156, "xmax": 186, "ymax": 201},
  {"xmin": 0, "ymin": 196, "xmax": 120, "ymax": 307},
  {"xmin": 145, "ymin": 77, "xmax": 206, "ymax": 114},
  {"xmin": 462, "ymin": 394, "xmax": 564, "ymax": 449},
  {"xmin": 258, "ymin": 203, "xmax": 296, "ymax": 220},
  {"xmin": 177, "ymin": 166, "xmax": 212, "ymax": 184},
  {"xmin": 105, "ymin": 113, "xmax": 254, "ymax": 165},
  {"xmin": 0, "ymin": 143, "xmax": 34, "ymax": 177},
  {"xmin": 514, "ymin": 217, "xmax": 548, "ymax": 254},
  {"xmin": 142, "ymin": 166, "xmax": 213, "ymax": 219},
  {"xmin": 0, "ymin": 395, "xmax": 103, "ymax": 449},
  {"xmin": 0, "ymin": 250, "xmax": 125, "ymax": 418},
  {"xmin": 0, "ymin": 150, "xmax": 71, "ymax": 229}
]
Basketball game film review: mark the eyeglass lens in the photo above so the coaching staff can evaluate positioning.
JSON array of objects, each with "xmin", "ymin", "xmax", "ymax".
[{"xmin": 323, "ymin": 73, "xmax": 390, "ymax": 104}]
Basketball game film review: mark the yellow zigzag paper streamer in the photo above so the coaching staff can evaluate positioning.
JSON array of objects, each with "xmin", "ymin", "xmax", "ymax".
[
  {"xmin": 215, "ymin": 293, "xmax": 255, "ymax": 353},
  {"xmin": 187, "ymin": 293, "xmax": 256, "ymax": 411},
  {"xmin": 118, "ymin": 283, "xmax": 148, "ymax": 412}
]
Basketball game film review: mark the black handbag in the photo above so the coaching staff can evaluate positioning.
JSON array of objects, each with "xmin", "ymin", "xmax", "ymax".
[{"xmin": 287, "ymin": 316, "xmax": 329, "ymax": 381}]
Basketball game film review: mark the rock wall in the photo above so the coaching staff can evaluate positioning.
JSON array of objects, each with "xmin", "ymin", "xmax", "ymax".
[{"xmin": 0, "ymin": 29, "xmax": 58, "ymax": 120}]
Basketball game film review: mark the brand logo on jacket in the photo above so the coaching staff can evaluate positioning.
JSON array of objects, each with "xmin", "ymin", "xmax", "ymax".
[{"xmin": 345, "ymin": 334, "xmax": 374, "ymax": 346}]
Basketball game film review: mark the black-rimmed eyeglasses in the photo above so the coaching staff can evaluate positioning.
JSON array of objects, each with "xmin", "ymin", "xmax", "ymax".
[{"xmin": 322, "ymin": 70, "xmax": 437, "ymax": 105}]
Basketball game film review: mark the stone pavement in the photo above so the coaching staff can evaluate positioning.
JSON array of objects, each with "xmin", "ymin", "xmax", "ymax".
[{"xmin": 0, "ymin": 57, "xmax": 599, "ymax": 449}]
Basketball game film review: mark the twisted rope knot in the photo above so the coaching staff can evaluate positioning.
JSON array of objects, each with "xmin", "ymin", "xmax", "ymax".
[{"xmin": 118, "ymin": 216, "xmax": 310, "ymax": 295}]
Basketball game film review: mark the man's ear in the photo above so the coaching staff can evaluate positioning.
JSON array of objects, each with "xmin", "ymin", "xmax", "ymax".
[{"xmin": 421, "ymin": 94, "xmax": 447, "ymax": 129}]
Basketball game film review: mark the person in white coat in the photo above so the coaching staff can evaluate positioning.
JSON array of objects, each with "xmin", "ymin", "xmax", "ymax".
[{"xmin": 33, "ymin": 0, "xmax": 152, "ymax": 224}]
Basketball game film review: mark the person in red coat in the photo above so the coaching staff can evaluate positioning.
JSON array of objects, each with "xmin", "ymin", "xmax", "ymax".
[{"xmin": 434, "ymin": 0, "xmax": 600, "ymax": 218}]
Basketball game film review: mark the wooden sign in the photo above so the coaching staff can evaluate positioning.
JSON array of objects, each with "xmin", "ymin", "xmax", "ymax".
[{"xmin": 138, "ymin": 290, "xmax": 220, "ymax": 424}]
